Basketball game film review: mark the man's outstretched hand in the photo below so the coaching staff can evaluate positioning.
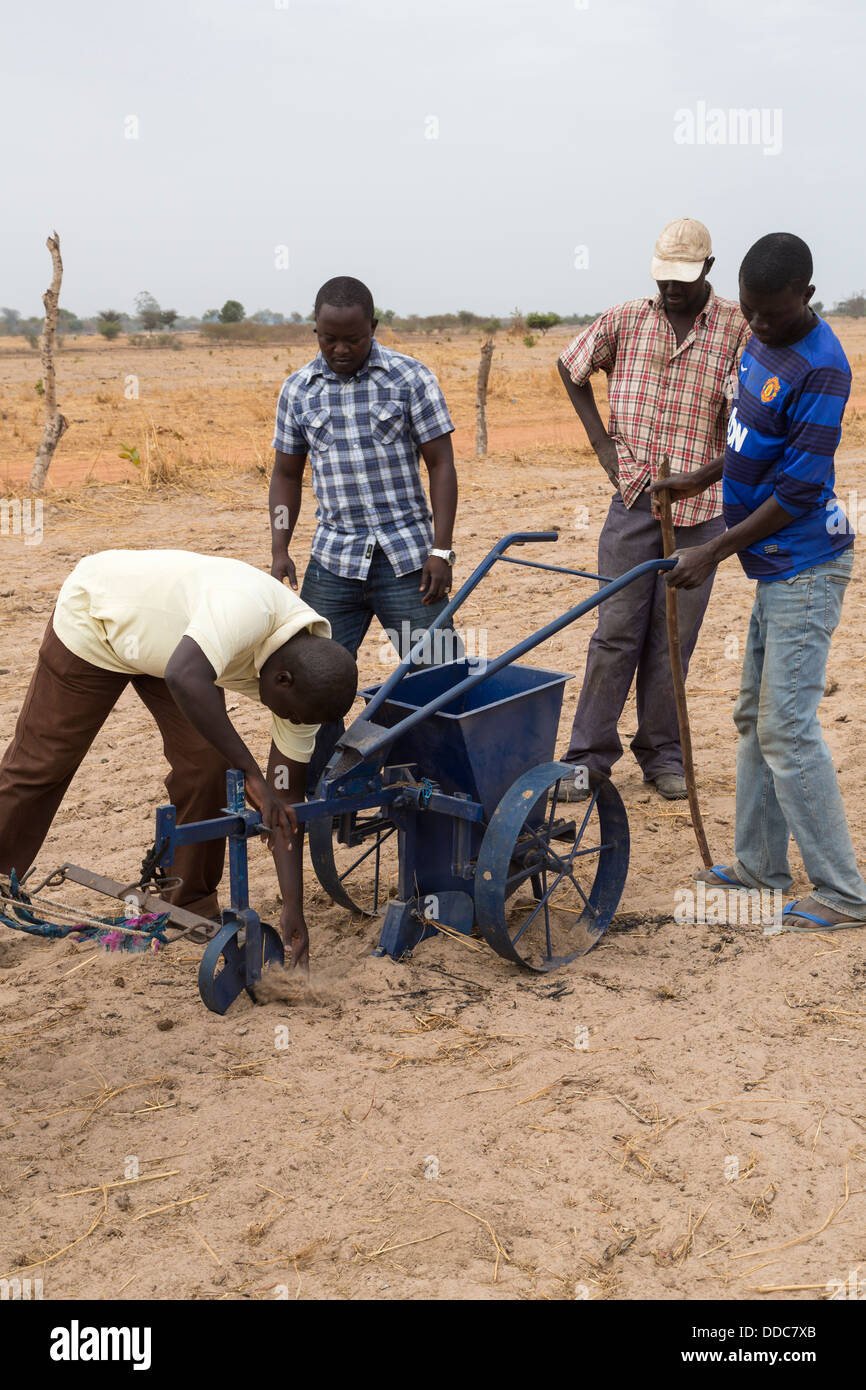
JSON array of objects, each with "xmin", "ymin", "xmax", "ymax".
[
  {"xmin": 280, "ymin": 906, "xmax": 310, "ymax": 971},
  {"xmin": 245, "ymin": 770, "xmax": 297, "ymax": 850},
  {"xmin": 648, "ymin": 468, "xmax": 707, "ymax": 519},
  {"xmin": 662, "ymin": 544, "xmax": 718, "ymax": 590},
  {"xmin": 649, "ymin": 470, "xmax": 708, "ymax": 503}
]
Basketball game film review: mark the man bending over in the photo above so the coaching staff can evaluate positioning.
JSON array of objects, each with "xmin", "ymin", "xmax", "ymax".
[{"xmin": 0, "ymin": 550, "xmax": 358, "ymax": 964}]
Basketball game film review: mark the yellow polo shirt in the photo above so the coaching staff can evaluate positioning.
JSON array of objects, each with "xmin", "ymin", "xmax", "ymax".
[{"xmin": 52, "ymin": 550, "xmax": 331, "ymax": 762}]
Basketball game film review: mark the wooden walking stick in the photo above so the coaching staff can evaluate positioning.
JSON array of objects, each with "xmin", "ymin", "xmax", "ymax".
[{"xmin": 656, "ymin": 456, "xmax": 712, "ymax": 868}]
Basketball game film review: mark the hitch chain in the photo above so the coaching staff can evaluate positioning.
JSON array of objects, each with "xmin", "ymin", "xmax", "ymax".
[{"xmin": 135, "ymin": 837, "xmax": 180, "ymax": 894}]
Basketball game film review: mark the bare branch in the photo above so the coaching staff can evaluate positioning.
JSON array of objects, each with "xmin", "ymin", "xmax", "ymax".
[
  {"xmin": 29, "ymin": 231, "xmax": 68, "ymax": 491},
  {"xmin": 475, "ymin": 337, "xmax": 494, "ymax": 458}
]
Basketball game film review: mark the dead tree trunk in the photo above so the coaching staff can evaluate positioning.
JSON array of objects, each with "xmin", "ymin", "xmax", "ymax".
[
  {"xmin": 475, "ymin": 337, "xmax": 495, "ymax": 458},
  {"xmin": 29, "ymin": 231, "xmax": 68, "ymax": 492}
]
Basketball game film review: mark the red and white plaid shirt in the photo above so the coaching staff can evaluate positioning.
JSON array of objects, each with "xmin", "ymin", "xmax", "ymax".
[{"xmin": 560, "ymin": 287, "xmax": 750, "ymax": 527}]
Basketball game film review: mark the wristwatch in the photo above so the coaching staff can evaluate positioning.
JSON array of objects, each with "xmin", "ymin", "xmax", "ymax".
[{"xmin": 430, "ymin": 548, "xmax": 456, "ymax": 565}]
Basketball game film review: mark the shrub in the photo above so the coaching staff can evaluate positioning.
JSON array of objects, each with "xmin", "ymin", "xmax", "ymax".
[
  {"xmin": 128, "ymin": 333, "xmax": 179, "ymax": 349},
  {"xmin": 200, "ymin": 320, "xmax": 312, "ymax": 345},
  {"xmin": 97, "ymin": 310, "xmax": 123, "ymax": 341},
  {"xmin": 218, "ymin": 299, "xmax": 245, "ymax": 323},
  {"xmin": 526, "ymin": 311, "xmax": 561, "ymax": 334}
]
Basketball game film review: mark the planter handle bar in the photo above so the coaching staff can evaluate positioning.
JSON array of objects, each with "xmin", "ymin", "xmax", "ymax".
[
  {"xmin": 330, "ymin": 546, "xmax": 677, "ymax": 775},
  {"xmin": 362, "ymin": 531, "xmax": 559, "ymax": 724}
]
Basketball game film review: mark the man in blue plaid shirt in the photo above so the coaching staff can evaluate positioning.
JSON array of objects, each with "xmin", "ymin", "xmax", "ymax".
[{"xmin": 270, "ymin": 275, "xmax": 459, "ymax": 789}]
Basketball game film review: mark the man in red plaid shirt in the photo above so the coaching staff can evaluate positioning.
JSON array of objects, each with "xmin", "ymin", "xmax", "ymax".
[{"xmin": 558, "ymin": 218, "xmax": 749, "ymax": 799}]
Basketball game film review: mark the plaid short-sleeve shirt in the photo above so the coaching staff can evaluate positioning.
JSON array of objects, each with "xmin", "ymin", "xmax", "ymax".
[
  {"xmin": 272, "ymin": 339, "xmax": 454, "ymax": 579},
  {"xmin": 560, "ymin": 287, "xmax": 750, "ymax": 527}
]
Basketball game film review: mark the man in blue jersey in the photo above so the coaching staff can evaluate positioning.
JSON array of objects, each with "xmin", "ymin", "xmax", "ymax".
[{"xmin": 651, "ymin": 233, "xmax": 866, "ymax": 933}]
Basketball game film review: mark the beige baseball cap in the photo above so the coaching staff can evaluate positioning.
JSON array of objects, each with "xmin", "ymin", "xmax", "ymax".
[{"xmin": 651, "ymin": 218, "xmax": 712, "ymax": 282}]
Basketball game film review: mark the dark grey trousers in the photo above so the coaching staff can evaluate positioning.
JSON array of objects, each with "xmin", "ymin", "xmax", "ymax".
[{"xmin": 564, "ymin": 489, "xmax": 725, "ymax": 780}]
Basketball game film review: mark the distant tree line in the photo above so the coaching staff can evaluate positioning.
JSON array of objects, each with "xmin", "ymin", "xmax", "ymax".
[
  {"xmin": 6, "ymin": 290, "xmax": 860, "ymax": 345},
  {"xmin": 0, "ymin": 295, "xmax": 602, "ymax": 344},
  {"xmin": 371, "ymin": 307, "xmax": 598, "ymax": 335},
  {"xmin": 0, "ymin": 292, "xmax": 268, "ymax": 342},
  {"xmin": 811, "ymin": 293, "xmax": 866, "ymax": 318}
]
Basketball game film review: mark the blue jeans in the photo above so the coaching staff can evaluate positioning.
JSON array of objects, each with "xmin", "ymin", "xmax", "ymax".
[
  {"xmin": 300, "ymin": 547, "xmax": 459, "ymax": 792},
  {"xmin": 732, "ymin": 545, "xmax": 866, "ymax": 916}
]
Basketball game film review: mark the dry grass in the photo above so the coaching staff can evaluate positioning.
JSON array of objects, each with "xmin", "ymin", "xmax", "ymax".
[{"xmin": 3, "ymin": 318, "xmax": 860, "ymax": 493}]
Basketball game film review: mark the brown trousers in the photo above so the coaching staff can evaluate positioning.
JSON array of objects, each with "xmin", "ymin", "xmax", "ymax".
[{"xmin": 0, "ymin": 622, "xmax": 230, "ymax": 917}]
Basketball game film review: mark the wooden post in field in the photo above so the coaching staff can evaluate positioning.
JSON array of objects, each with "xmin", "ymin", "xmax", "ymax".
[
  {"xmin": 29, "ymin": 231, "xmax": 68, "ymax": 492},
  {"xmin": 475, "ymin": 336, "xmax": 494, "ymax": 458}
]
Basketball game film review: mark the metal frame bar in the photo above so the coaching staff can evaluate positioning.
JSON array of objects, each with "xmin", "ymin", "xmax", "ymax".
[
  {"xmin": 336, "ymin": 540, "xmax": 676, "ymax": 769},
  {"xmin": 497, "ymin": 555, "xmax": 614, "ymax": 582}
]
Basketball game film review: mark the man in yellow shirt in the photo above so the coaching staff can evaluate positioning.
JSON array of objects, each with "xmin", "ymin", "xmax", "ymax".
[{"xmin": 0, "ymin": 550, "xmax": 358, "ymax": 965}]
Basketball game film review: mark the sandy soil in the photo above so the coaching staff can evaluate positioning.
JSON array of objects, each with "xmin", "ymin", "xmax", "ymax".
[{"xmin": 1, "ymin": 329, "xmax": 865, "ymax": 1302}]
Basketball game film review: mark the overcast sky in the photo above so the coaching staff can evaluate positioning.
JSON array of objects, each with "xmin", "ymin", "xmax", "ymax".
[{"xmin": 2, "ymin": 0, "xmax": 863, "ymax": 320}]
